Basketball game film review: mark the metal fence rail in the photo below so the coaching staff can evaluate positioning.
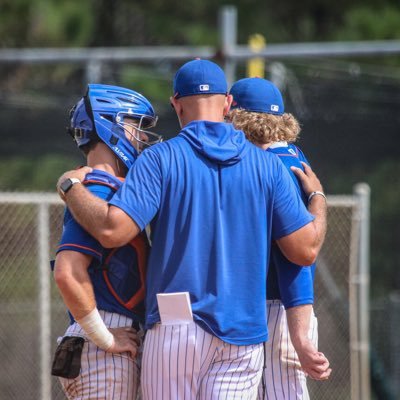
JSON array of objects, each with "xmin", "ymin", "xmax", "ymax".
[{"xmin": 1, "ymin": 6, "xmax": 400, "ymax": 86}]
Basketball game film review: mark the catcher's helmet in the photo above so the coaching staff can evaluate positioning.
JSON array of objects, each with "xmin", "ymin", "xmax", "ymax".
[{"xmin": 68, "ymin": 84, "xmax": 161, "ymax": 168}]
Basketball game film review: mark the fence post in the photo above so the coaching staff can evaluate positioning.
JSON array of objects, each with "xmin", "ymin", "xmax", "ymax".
[
  {"xmin": 85, "ymin": 59, "xmax": 102, "ymax": 84},
  {"xmin": 350, "ymin": 183, "xmax": 371, "ymax": 400},
  {"xmin": 389, "ymin": 292, "xmax": 400, "ymax": 394},
  {"xmin": 219, "ymin": 5, "xmax": 237, "ymax": 86},
  {"xmin": 38, "ymin": 203, "xmax": 51, "ymax": 400}
]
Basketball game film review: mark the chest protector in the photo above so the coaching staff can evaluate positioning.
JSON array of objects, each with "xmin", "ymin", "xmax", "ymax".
[{"xmin": 84, "ymin": 172, "xmax": 149, "ymax": 314}]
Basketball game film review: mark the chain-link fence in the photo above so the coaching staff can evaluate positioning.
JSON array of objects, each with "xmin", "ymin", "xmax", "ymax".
[
  {"xmin": 0, "ymin": 194, "xmax": 66, "ymax": 400},
  {"xmin": 310, "ymin": 195, "xmax": 361, "ymax": 400},
  {"xmin": 0, "ymin": 189, "xmax": 367, "ymax": 400},
  {"xmin": 370, "ymin": 293, "xmax": 400, "ymax": 396}
]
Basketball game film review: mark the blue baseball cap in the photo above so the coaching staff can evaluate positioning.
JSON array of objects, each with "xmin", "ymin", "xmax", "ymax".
[
  {"xmin": 173, "ymin": 59, "xmax": 228, "ymax": 99},
  {"xmin": 229, "ymin": 77, "xmax": 284, "ymax": 115}
]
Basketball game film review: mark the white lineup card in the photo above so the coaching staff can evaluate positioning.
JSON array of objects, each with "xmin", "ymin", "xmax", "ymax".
[{"xmin": 156, "ymin": 292, "xmax": 193, "ymax": 325}]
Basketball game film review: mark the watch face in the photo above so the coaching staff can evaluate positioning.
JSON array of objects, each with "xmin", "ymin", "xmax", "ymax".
[{"xmin": 60, "ymin": 178, "xmax": 73, "ymax": 194}]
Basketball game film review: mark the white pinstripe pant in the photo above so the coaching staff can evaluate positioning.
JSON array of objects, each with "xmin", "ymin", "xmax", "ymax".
[
  {"xmin": 141, "ymin": 321, "xmax": 264, "ymax": 400},
  {"xmin": 58, "ymin": 310, "xmax": 140, "ymax": 400},
  {"xmin": 258, "ymin": 300, "xmax": 318, "ymax": 400}
]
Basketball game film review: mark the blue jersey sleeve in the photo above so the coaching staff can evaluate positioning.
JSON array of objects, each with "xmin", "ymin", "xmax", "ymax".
[
  {"xmin": 270, "ymin": 159, "xmax": 314, "ymax": 240},
  {"xmin": 269, "ymin": 145, "xmax": 315, "ymax": 306},
  {"xmin": 109, "ymin": 148, "xmax": 162, "ymax": 230},
  {"xmin": 273, "ymin": 250, "xmax": 314, "ymax": 308},
  {"xmin": 57, "ymin": 183, "xmax": 115, "ymax": 261}
]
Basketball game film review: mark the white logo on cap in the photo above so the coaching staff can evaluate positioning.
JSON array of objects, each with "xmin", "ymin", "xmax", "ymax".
[
  {"xmin": 271, "ymin": 105, "xmax": 279, "ymax": 112},
  {"xmin": 199, "ymin": 84, "xmax": 210, "ymax": 91}
]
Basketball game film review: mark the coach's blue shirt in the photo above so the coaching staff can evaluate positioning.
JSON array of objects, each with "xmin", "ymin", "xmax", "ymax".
[
  {"xmin": 110, "ymin": 121, "xmax": 314, "ymax": 345},
  {"xmin": 266, "ymin": 143, "xmax": 316, "ymax": 308}
]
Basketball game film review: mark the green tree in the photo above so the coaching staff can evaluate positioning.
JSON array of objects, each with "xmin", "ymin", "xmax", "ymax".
[
  {"xmin": 333, "ymin": 5, "xmax": 400, "ymax": 40},
  {"xmin": 0, "ymin": 0, "xmax": 94, "ymax": 47},
  {"xmin": 0, "ymin": 155, "xmax": 81, "ymax": 191},
  {"xmin": 0, "ymin": 0, "xmax": 33, "ymax": 47}
]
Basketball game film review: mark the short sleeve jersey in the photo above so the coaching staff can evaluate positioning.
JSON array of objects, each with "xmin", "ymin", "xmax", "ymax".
[{"xmin": 266, "ymin": 143, "xmax": 316, "ymax": 308}]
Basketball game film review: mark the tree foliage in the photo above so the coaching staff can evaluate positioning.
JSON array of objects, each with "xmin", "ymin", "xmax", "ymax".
[
  {"xmin": 334, "ymin": 5, "xmax": 400, "ymax": 40},
  {"xmin": 0, "ymin": 155, "xmax": 81, "ymax": 191},
  {"xmin": 2, "ymin": 0, "xmax": 400, "ymax": 48}
]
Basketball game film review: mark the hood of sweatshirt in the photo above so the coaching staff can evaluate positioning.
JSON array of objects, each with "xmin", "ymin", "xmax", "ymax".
[{"xmin": 179, "ymin": 120, "xmax": 249, "ymax": 165}]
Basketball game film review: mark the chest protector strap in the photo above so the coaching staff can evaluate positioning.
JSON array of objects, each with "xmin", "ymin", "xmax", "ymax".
[{"xmin": 84, "ymin": 173, "xmax": 149, "ymax": 313}]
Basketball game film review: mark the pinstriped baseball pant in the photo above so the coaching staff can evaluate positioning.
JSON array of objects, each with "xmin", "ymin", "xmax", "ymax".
[
  {"xmin": 141, "ymin": 321, "xmax": 264, "ymax": 400},
  {"xmin": 58, "ymin": 310, "xmax": 140, "ymax": 400},
  {"xmin": 258, "ymin": 300, "xmax": 319, "ymax": 400}
]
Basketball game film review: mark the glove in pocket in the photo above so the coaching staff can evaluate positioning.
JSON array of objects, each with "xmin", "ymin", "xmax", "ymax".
[{"xmin": 51, "ymin": 336, "xmax": 85, "ymax": 379}]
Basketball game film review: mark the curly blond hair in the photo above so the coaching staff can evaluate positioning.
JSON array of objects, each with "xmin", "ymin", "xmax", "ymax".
[{"xmin": 226, "ymin": 109, "xmax": 301, "ymax": 145}]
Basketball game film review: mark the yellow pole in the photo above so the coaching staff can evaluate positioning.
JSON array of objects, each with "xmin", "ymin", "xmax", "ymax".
[{"xmin": 247, "ymin": 33, "xmax": 266, "ymax": 78}]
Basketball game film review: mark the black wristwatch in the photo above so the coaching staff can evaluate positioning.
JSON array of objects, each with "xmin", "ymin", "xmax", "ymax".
[{"xmin": 60, "ymin": 177, "xmax": 81, "ymax": 195}]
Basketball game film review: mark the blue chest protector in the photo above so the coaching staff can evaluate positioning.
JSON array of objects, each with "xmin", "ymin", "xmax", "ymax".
[
  {"xmin": 84, "ymin": 171, "xmax": 149, "ymax": 318},
  {"xmin": 55, "ymin": 170, "xmax": 149, "ymax": 323}
]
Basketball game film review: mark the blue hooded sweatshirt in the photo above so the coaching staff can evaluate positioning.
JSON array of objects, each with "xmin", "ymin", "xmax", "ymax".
[{"xmin": 110, "ymin": 120, "xmax": 313, "ymax": 345}]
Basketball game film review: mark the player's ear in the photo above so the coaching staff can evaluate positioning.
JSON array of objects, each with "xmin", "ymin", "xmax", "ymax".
[
  {"xmin": 223, "ymin": 94, "xmax": 233, "ymax": 116},
  {"xmin": 170, "ymin": 96, "xmax": 184, "ymax": 127},
  {"xmin": 170, "ymin": 96, "xmax": 183, "ymax": 115},
  {"xmin": 169, "ymin": 96, "xmax": 175, "ymax": 110}
]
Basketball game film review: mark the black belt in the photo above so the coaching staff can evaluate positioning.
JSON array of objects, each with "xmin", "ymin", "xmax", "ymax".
[{"xmin": 131, "ymin": 320, "xmax": 142, "ymax": 331}]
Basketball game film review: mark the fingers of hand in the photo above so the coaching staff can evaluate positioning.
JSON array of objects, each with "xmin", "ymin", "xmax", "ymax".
[
  {"xmin": 127, "ymin": 345, "xmax": 138, "ymax": 359},
  {"xmin": 110, "ymin": 327, "xmax": 140, "ymax": 345},
  {"xmin": 109, "ymin": 326, "xmax": 136, "ymax": 334},
  {"xmin": 300, "ymin": 352, "xmax": 330, "ymax": 378},
  {"xmin": 315, "ymin": 352, "xmax": 330, "ymax": 364},
  {"xmin": 57, "ymin": 167, "xmax": 92, "ymax": 190},
  {"xmin": 299, "ymin": 162, "xmax": 324, "ymax": 191},
  {"xmin": 129, "ymin": 333, "xmax": 140, "ymax": 346},
  {"xmin": 109, "ymin": 326, "xmax": 136, "ymax": 333},
  {"xmin": 79, "ymin": 166, "xmax": 93, "ymax": 176},
  {"xmin": 112, "ymin": 343, "xmax": 138, "ymax": 359},
  {"xmin": 306, "ymin": 357, "xmax": 331, "ymax": 380},
  {"xmin": 109, "ymin": 327, "xmax": 138, "ymax": 339},
  {"xmin": 300, "ymin": 162, "xmax": 313, "ymax": 174},
  {"xmin": 123, "ymin": 340, "xmax": 138, "ymax": 359},
  {"xmin": 307, "ymin": 367, "xmax": 331, "ymax": 380},
  {"xmin": 310, "ymin": 367, "xmax": 332, "ymax": 381},
  {"xmin": 290, "ymin": 166, "xmax": 305, "ymax": 179},
  {"xmin": 82, "ymin": 166, "xmax": 93, "ymax": 173},
  {"xmin": 301, "ymin": 162, "xmax": 319, "ymax": 183},
  {"xmin": 312, "ymin": 361, "xmax": 330, "ymax": 372},
  {"xmin": 307, "ymin": 357, "xmax": 329, "ymax": 372},
  {"xmin": 109, "ymin": 337, "xmax": 139, "ymax": 359},
  {"xmin": 73, "ymin": 166, "xmax": 92, "ymax": 181}
]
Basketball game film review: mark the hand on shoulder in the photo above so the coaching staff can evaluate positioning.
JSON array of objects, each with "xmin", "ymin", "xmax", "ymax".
[{"xmin": 57, "ymin": 166, "xmax": 93, "ymax": 200}]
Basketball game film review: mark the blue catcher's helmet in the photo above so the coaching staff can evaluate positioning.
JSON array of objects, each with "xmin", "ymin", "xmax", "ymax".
[{"xmin": 68, "ymin": 84, "xmax": 161, "ymax": 169}]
